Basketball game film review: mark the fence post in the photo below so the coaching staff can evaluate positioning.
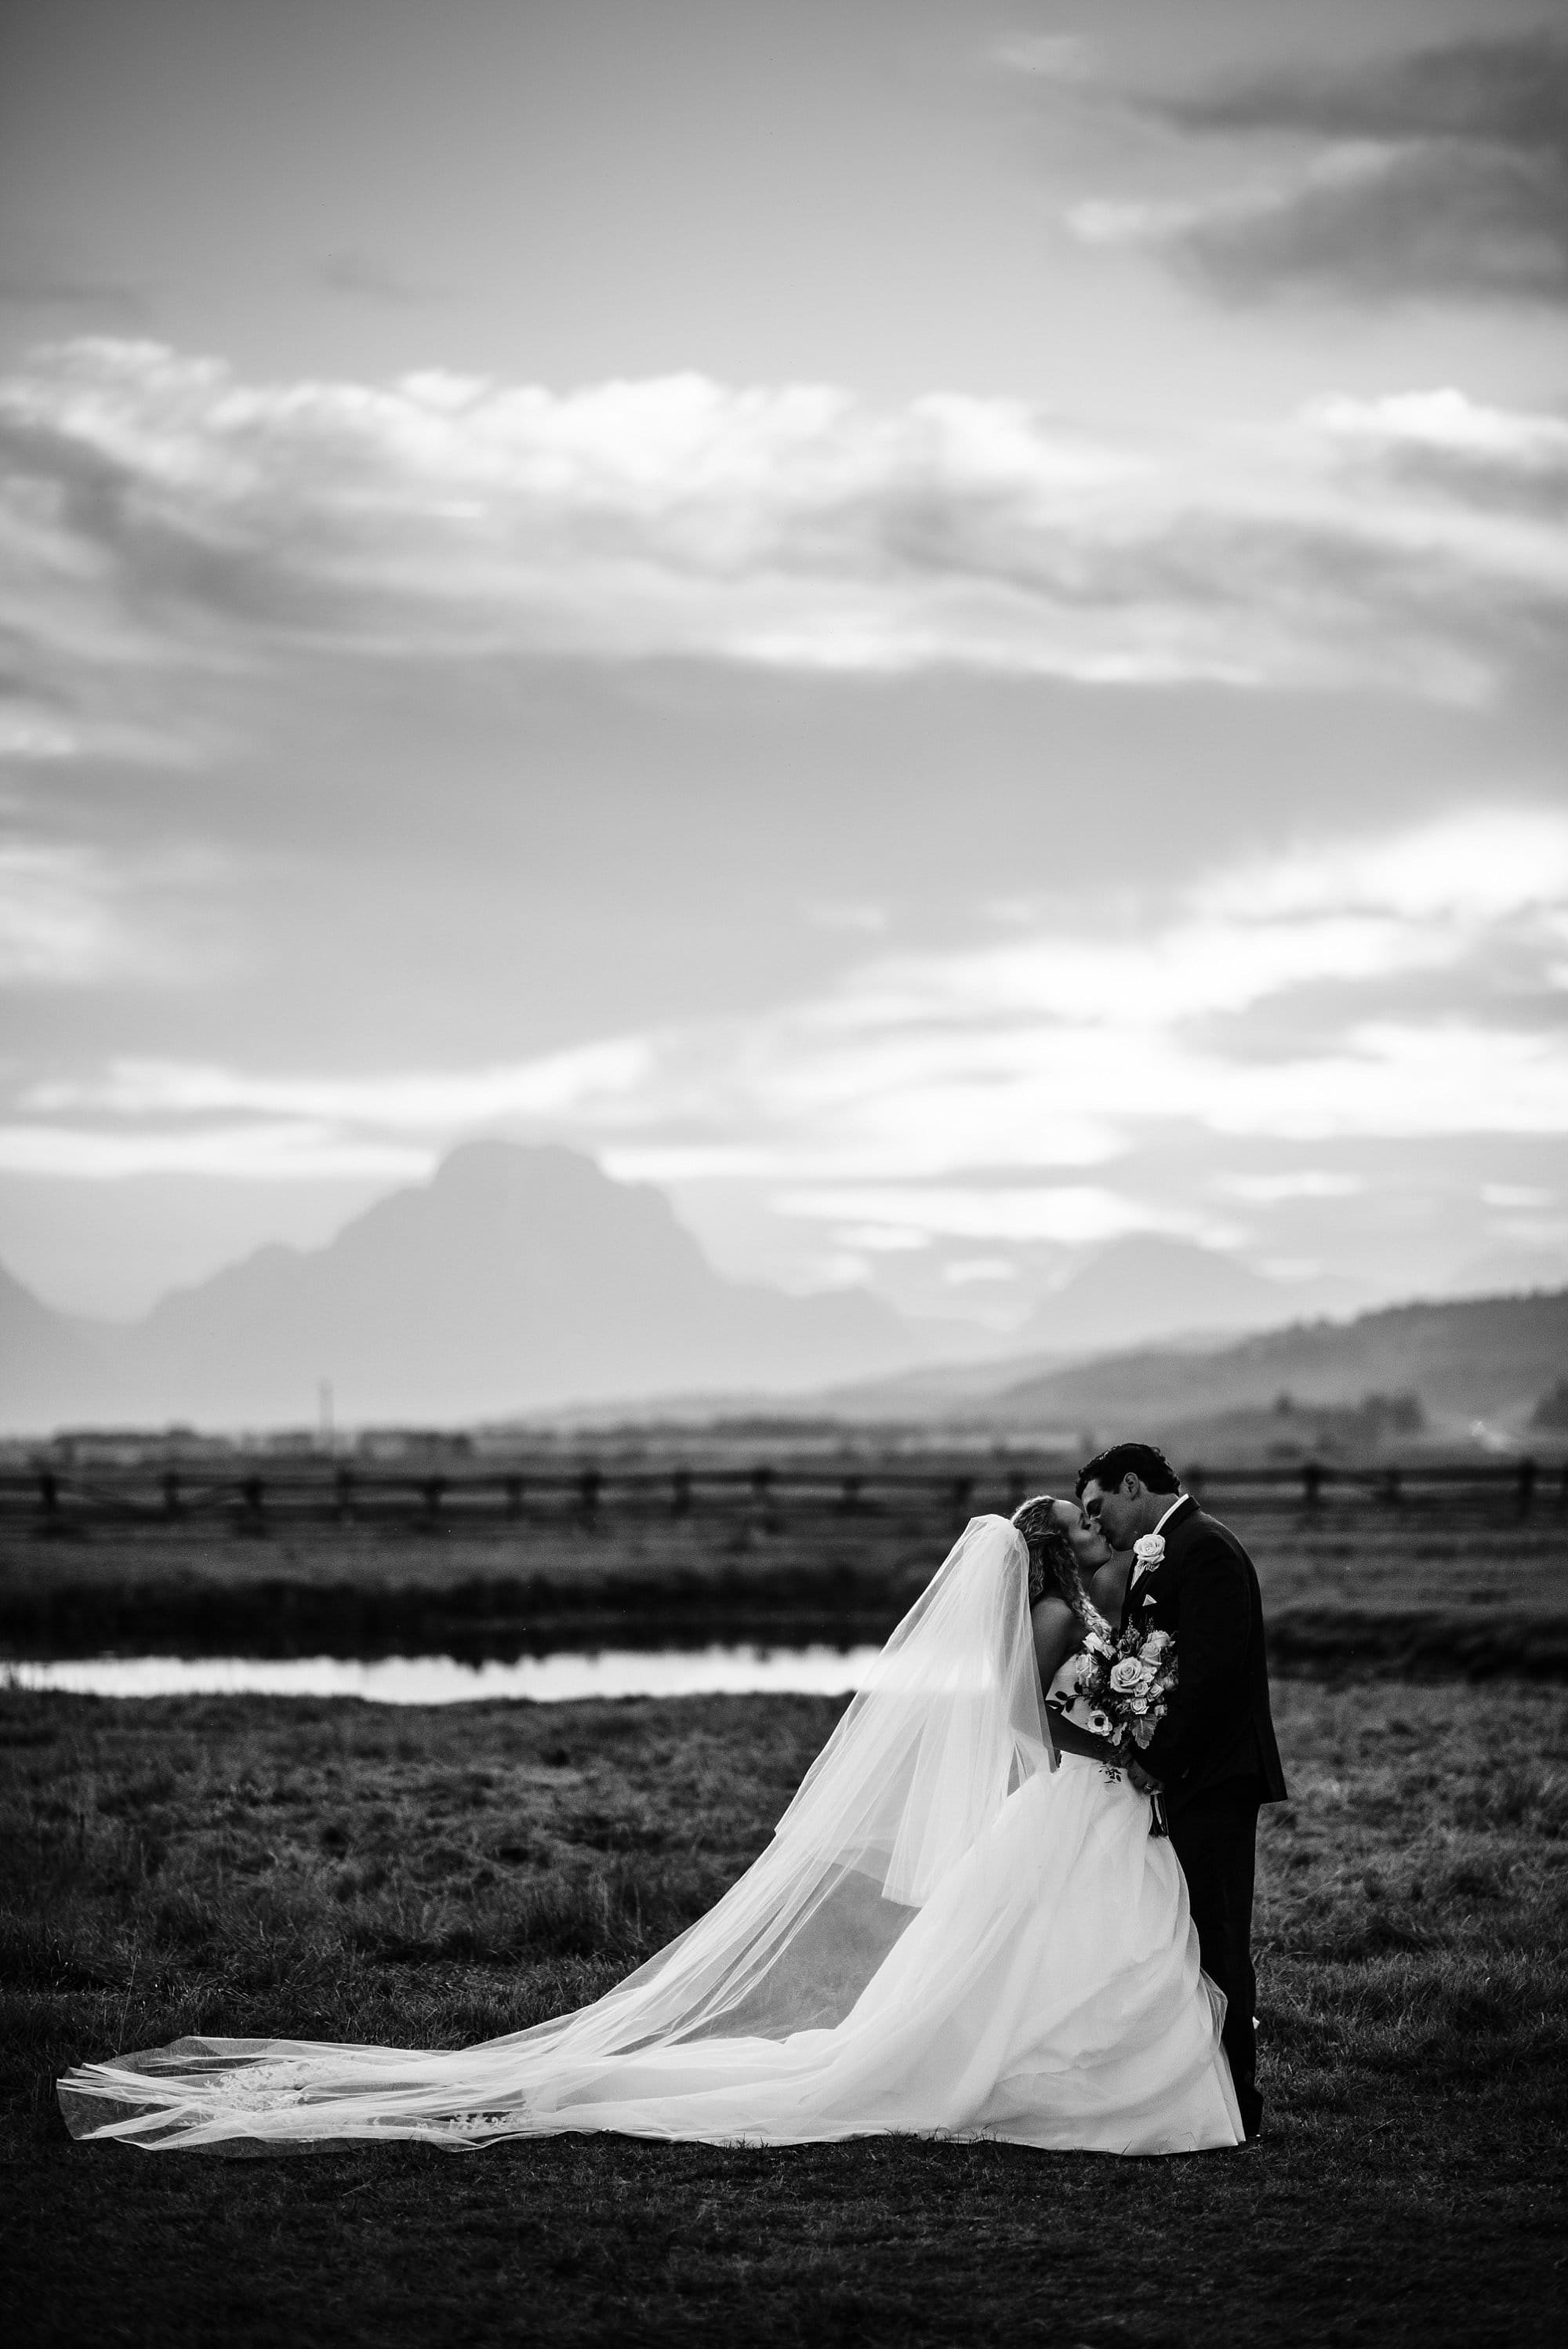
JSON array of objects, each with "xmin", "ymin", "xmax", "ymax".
[
  {"xmin": 950, "ymin": 1475, "xmax": 974, "ymax": 1517},
  {"xmin": 671, "ymin": 1467, "xmax": 691, "ymax": 1517},
  {"xmin": 1381, "ymin": 1468, "xmax": 1403, "ymax": 1508},
  {"xmin": 750, "ymin": 1465, "xmax": 775, "ymax": 1508},
  {"xmin": 1301, "ymin": 1460, "xmax": 1323, "ymax": 1509},
  {"xmin": 335, "ymin": 1465, "xmax": 354, "ymax": 1523},
  {"xmin": 505, "ymin": 1475, "xmax": 524, "ymax": 1519},
  {"xmin": 162, "ymin": 1470, "xmax": 180, "ymax": 1517},
  {"xmin": 579, "ymin": 1467, "xmax": 601, "ymax": 1517},
  {"xmin": 1006, "ymin": 1470, "xmax": 1026, "ymax": 1513},
  {"xmin": 421, "ymin": 1474, "xmax": 445, "ymax": 1519},
  {"xmin": 38, "ymin": 1469, "xmax": 59, "ymax": 1523},
  {"xmin": 1186, "ymin": 1463, "xmax": 1207, "ymax": 1501},
  {"xmin": 838, "ymin": 1473, "xmax": 862, "ymax": 1515},
  {"xmin": 1516, "ymin": 1456, "xmax": 1537, "ymax": 1514}
]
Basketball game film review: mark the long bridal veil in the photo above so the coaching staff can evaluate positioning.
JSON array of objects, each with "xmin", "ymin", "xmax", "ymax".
[{"xmin": 60, "ymin": 1516, "xmax": 1058, "ymax": 2153}]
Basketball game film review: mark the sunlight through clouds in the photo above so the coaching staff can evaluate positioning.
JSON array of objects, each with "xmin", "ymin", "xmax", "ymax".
[
  {"xmin": 2, "ymin": 2, "xmax": 1566, "ymax": 1332},
  {"xmin": 0, "ymin": 846, "xmax": 126, "ymax": 986},
  {"xmin": 22, "ymin": 1038, "xmax": 655, "ymax": 1129},
  {"xmin": 11, "ymin": 811, "xmax": 1566, "ymax": 1270},
  {"xmin": 767, "ymin": 1185, "xmax": 1220, "ymax": 1246},
  {"xmin": 3, "ymin": 340, "xmax": 1564, "ymax": 717},
  {"xmin": 0, "ymin": 843, "xmax": 223, "ymax": 987},
  {"xmin": 0, "ymin": 1122, "xmax": 430, "ymax": 1181}
]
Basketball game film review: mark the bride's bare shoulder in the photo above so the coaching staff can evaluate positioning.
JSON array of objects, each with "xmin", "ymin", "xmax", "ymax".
[
  {"xmin": 1029, "ymin": 1588, "xmax": 1080, "ymax": 1683},
  {"xmin": 1089, "ymin": 1556, "xmax": 1131, "ymax": 1618}
]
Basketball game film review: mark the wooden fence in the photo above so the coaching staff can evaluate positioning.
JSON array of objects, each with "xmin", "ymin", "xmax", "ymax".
[{"xmin": 1, "ymin": 1454, "xmax": 1560, "ymax": 1531}]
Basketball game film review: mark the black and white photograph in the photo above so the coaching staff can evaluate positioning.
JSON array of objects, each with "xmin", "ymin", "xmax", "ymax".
[{"xmin": 2, "ymin": 2, "xmax": 1564, "ymax": 2342}]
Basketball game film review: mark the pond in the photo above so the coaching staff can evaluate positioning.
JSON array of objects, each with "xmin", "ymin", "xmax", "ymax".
[{"xmin": 3, "ymin": 1643, "xmax": 883, "ymax": 1705}]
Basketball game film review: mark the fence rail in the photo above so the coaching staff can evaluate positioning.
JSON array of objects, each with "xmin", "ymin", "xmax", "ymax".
[{"xmin": 1, "ymin": 1454, "xmax": 1560, "ymax": 1530}]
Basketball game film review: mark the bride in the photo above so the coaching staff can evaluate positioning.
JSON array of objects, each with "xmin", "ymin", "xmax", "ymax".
[{"xmin": 59, "ymin": 1504, "xmax": 1243, "ymax": 2158}]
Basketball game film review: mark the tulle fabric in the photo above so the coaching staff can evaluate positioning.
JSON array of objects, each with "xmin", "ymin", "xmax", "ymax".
[{"xmin": 57, "ymin": 1516, "xmax": 1243, "ymax": 2158}]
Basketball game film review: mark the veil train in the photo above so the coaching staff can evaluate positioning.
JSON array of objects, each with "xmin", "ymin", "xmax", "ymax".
[{"xmin": 59, "ymin": 1517, "xmax": 1241, "ymax": 2157}]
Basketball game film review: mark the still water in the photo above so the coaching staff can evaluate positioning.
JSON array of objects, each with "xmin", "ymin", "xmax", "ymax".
[{"xmin": 4, "ymin": 1645, "xmax": 882, "ymax": 1705}]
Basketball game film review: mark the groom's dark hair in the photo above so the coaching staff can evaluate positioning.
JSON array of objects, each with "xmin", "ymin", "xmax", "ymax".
[{"xmin": 1075, "ymin": 1442, "xmax": 1181, "ymax": 1500}]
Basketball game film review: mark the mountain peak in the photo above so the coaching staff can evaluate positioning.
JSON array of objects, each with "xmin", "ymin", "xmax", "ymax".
[
  {"xmin": 0, "ymin": 1142, "xmax": 916, "ymax": 1431},
  {"xmin": 428, "ymin": 1137, "xmax": 622, "ymax": 1201},
  {"xmin": 1024, "ymin": 1233, "xmax": 1340, "ymax": 1355}
]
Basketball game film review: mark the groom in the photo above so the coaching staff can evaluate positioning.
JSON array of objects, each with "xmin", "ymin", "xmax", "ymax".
[{"xmin": 1076, "ymin": 1441, "xmax": 1287, "ymax": 2141}]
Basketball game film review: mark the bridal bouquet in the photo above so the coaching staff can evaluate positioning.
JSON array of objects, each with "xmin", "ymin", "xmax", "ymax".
[
  {"xmin": 1076, "ymin": 1621, "xmax": 1176, "ymax": 1755},
  {"xmin": 1073, "ymin": 1622, "xmax": 1178, "ymax": 1832}
]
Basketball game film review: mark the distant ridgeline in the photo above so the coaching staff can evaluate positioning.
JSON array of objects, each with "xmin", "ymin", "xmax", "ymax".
[
  {"xmin": 0, "ymin": 1143, "xmax": 916, "ymax": 1432},
  {"xmin": 893, "ymin": 1288, "xmax": 1568, "ymax": 1454},
  {"xmin": 1, "ymin": 1138, "xmax": 1565, "ymax": 1445}
]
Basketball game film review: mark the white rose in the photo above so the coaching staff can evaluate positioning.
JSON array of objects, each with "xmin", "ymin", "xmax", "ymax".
[
  {"xmin": 1109, "ymin": 1657, "xmax": 1142, "ymax": 1693},
  {"xmin": 1130, "ymin": 1697, "xmax": 1149, "ymax": 1715},
  {"xmin": 1133, "ymin": 1534, "xmax": 1165, "ymax": 1567}
]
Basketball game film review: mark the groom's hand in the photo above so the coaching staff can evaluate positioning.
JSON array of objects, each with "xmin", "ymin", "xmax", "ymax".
[{"xmin": 1126, "ymin": 1756, "xmax": 1162, "ymax": 1796}]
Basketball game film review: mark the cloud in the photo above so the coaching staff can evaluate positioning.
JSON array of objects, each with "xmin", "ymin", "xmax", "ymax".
[
  {"xmin": 992, "ymin": 33, "xmax": 1095, "ymax": 84},
  {"xmin": 768, "ymin": 1185, "xmax": 1214, "ymax": 1247},
  {"xmin": 16, "ymin": 811, "xmax": 1566, "ymax": 1232},
  {"xmin": 0, "ymin": 276, "xmax": 147, "ymax": 323},
  {"xmin": 1217, "ymin": 1171, "xmax": 1365, "ymax": 1203},
  {"xmin": 1306, "ymin": 389, "xmax": 1568, "ymax": 517},
  {"xmin": 1200, "ymin": 806, "xmax": 1568, "ymax": 925},
  {"xmin": 21, "ymin": 1037, "xmax": 655, "ymax": 1129},
  {"xmin": 2, "ymin": 339, "xmax": 1563, "ymax": 718},
  {"xmin": 1156, "ymin": 31, "xmax": 1567, "ymax": 154},
  {"xmin": 0, "ymin": 1121, "xmax": 430, "ymax": 1181},
  {"xmin": 805, "ymin": 901, "xmax": 891, "ymax": 935},
  {"xmin": 1481, "ymin": 1182, "xmax": 1554, "ymax": 1209},
  {"xmin": 0, "ymin": 844, "xmax": 125, "ymax": 984},
  {"xmin": 318, "ymin": 251, "xmax": 441, "ymax": 306},
  {"xmin": 0, "ymin": 841, "xmax": 223, "ymax": 987},
  {"xmin": 1078, "ymin": 31, "xmax": 1568, "ymax": 307}
]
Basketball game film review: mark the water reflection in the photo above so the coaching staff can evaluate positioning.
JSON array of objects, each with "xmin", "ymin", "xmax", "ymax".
[{"xmin": 4, "ymin": 1645, "xmax": 881, "ymax": 1705}]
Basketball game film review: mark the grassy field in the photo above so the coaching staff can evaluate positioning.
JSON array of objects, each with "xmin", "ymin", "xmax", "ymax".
[
  {"xmin": 3, "ymin": 1676, "xmax": 1565, "ymax": 2347},
  {"xmin": 4, "ymin": 1495, "xmax": 1566, "ymax": 1672}
]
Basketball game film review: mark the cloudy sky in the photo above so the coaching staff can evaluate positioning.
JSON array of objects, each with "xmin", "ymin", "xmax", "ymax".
[{"xmin": 2, "ymin": 0, "xmax": 1566, "ymax": 1333}]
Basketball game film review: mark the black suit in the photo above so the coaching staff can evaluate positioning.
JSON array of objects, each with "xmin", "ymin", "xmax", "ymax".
[{"xmin": 1121, "ymin": 1496, "xmax": 1287, "ymax": 2138}]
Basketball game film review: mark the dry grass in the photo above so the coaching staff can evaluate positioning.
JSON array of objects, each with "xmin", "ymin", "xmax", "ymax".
[{"xmin": 2, "ymin": 1676, "xmax": 1565, "ymax": 2346}]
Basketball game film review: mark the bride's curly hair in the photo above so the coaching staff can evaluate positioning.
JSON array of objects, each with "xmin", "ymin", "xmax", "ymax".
[{"xmin": 1011, "ymin": 1493, "xmax": 1107, "ymax": 1636}]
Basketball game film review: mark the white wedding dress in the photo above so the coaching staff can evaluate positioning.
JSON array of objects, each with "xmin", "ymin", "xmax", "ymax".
[{"xmin": 59, "ymin": 1518, "xmax": 1243, "ymax": 2158}]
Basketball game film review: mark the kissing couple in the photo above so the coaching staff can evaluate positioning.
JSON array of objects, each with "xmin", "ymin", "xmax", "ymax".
[{"xmin": 60, "ymin": 1441, "xmax": 1287, "ymax": 2159}]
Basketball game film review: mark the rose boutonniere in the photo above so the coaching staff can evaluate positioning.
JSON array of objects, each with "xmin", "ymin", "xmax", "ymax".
[{"xmin": 1133, "ymin": 1534, "xmax": 1165, "ymax": 1570}]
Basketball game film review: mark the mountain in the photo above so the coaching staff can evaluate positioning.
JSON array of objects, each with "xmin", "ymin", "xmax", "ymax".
[
  {"xmin": 7, "ymin": 1156, "xmax": 1563, "ymax": 1440},
  {"xmin": 0, "ymin": 1262, "xmax": 121, "ymax": 1425},
  {"xmin": 1015, "ymin": 1236, "xmax": 1362, "ymax": 1355},
  {"xmin": 1443, "ymin": 1244, "xmax": 1568, "ymax": 1298},
  {"xmin": 793, "ymin": 1285, "xmax": 1568, "ymax": 1447},
  {"xmin": 782, "ymin": 1236, "xmax": 1360, "ymax": 1426},
  {"xmin": 982, "ymin": 1288, "xmax": 1568, "ymax": 1443},
  {"xmin": 0, "ymin": 1142, "xmax": 920, "ymax": 1431},
  {"xmin": 799, "ymin": 1349, "xmax": 1072, "ymax": 1425}
]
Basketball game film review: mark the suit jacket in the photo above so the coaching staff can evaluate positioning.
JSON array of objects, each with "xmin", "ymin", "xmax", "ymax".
[{"xmin": 1120, "ymin": 1495, "xmax": 1287, "ymax": 1813}]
